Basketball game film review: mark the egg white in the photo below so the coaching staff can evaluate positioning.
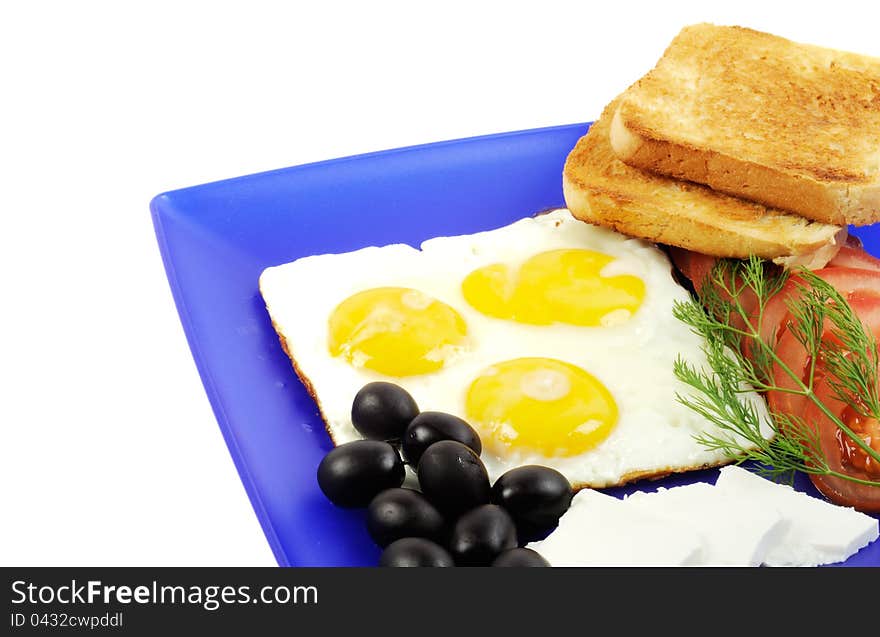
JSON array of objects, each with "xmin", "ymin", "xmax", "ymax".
[{"xmin": 259, "ymin": 209, "xmax": 770, "ymax": 487}]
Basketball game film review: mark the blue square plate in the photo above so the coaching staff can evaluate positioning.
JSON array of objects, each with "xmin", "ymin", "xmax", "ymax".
[{"xmin": 151, "ymin": 122, "xmax": 880, "ymax": 567}]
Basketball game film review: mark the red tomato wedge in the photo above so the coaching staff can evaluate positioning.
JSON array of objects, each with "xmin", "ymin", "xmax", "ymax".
[
  {"xmin": 802, "ymin": 370, "xmax": 880, "ymax": 511},
  {"xmin": 827, "ymin": 245, "xmax": 880, "ymax": 273},
  {"xmin": 759, "ymin": 279, "xmax": 797, "ymax": 346},
  {"xmin": 767, "ymin": 323, "xmax": 811, "ymax": 425},
  {"xmin": 845, "ymin": 234, "xmax": 864, "ymax": 249},
  {"xmin": 671, "ymin": 248, "xmax": 880, "ymax": 512},
  {"xmin": 667, "ymin": 248, "xmax": 760, "ymax": 333},
  {"xmin": 762, "ymin": 270, "xmax": 880, "ymax": 511},
  {"xmin": 668, "ymin": 247, "xmax": 717, "ymax": 295},
  {"xmin": 762, "ymin": 267, "xmax": 880, "ymax": 349}
]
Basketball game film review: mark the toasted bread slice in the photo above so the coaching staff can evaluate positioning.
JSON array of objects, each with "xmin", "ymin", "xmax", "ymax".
[
  {"xmin": 610, "ymin": 23, "xmax": 880, "ymax": 226},
  {"xmin": 564, "ymin": 99, "xmax": 845, "ymax": 263}
]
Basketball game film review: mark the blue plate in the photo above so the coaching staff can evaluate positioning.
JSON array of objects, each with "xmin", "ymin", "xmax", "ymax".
[{"xmin": 151, "ymin": 122, "xmax": 880, "ymax": 567}]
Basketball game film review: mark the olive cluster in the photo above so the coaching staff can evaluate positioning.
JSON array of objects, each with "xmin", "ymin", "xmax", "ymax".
[{"xmin": 317, "ymin": 382, "xmax": 573, "ymax": 567}]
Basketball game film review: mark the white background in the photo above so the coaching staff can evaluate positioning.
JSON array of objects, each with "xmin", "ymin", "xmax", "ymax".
[{"xmin": 2, "ymin": 1, "xmax": 878, "ymax": 565}]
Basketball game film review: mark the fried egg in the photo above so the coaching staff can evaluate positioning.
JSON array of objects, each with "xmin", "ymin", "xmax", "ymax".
[{"xmin": 259, "ymin": 209, "xmax": 770, "ymax": 487}]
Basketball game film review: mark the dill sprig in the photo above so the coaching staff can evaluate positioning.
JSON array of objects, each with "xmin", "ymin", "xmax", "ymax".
[{"xmin": 672, "ymin": 256, "xmax": 880, "ymax": 487}]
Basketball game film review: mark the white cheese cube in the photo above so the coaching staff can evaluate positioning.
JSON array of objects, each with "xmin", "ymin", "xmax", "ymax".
[
  {"xmin": 714, "ymin": 465, "xmax": 879, "ymax": 566},
  {"xmin": 624, "ymin": 482, "xmax": 789, "ymax": 566},
  {"xmin": 526, "ymin": 489, "xmax": 704, "ymax": 566}
]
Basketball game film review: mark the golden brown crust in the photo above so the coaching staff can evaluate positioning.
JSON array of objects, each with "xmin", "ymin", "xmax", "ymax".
[
  {"xmin": 275, "ymin": 327, "xmax": 336, "ymax": 445},
  {"xmin": 564, "ymin": 99, "xmax": 844, "ymax": 259},
  {"xmin": 571, "ymin": 458, "xmax": 736, "ymax": 492},
  {"xmin": 262, "ymin": 284, "xmax": 341, "ymax": 446},
  {"xmin": 611, "ymin": 23, "xmax": 880, "ymax": 226}
]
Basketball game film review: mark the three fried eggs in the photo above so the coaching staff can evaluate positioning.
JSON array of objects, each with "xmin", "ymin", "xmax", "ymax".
[{"xmin": 259, "ymin": 209, "xmax": 767, "ymax": 487}]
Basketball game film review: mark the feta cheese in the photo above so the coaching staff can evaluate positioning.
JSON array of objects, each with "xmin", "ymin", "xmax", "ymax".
[
  {"xmin": 714, "ymin": 465, "xmax": 879, "ymax": 566},
  {"xmin": 624, "ymin": 482, "xmax": 789, "ymax": 566},
  {"xmin": 526, "ymin": 489, "xmax": 704, "ymax": 566}
]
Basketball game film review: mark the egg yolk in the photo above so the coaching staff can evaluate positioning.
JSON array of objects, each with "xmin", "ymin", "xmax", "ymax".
[
  {"xmin": 461, "ymin": 249, "xmax": 645, "ymax": 326},
  {"xmin": 465, "ymin": 357, "xmax": 618, "ymax": 457},
  {"xmin": 328, "ymin": 287, "xmax": 468, "ymax": 377}
]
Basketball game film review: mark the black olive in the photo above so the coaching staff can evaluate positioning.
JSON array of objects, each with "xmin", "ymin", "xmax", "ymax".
[
  {"xmin": 491, "ymin": 547, "xmax": 550, "ymax": 567},
  {"xmin": 351, "ymin": 382, "xmax": 419, "ymax": 441},
  {"xmin": 379, "ymin": 538, "xmax": 455, "ymax": 567},
  {"xmin": 449, "ymin": 504, "xmax": 517, "ymax": 566},
  {"xmin": 402, "ymin": 411, "xmax": 482, "ymax": 465},
  {"xmin": 491, "ymin": 465, "xmax": 572, "ymax": 540},
  {"xmin": 417, "ymin": 440, "xmax": 490, "ymax": 517},
  {"xmin": 366, "ymin": 488, "xmax": 446, "ymax": 548},
  {"xmin": 316, "ymin": 440, "xmax": 404, "ymax": 508}
]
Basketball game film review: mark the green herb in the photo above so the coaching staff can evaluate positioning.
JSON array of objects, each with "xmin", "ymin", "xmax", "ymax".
[{"xmin": 672, "ymin": 255, "xmax": 880, "ymax": 487}]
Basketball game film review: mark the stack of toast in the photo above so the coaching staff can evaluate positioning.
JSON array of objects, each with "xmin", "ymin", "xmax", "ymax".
[{"xmin": 563, "ymin": 23, "xmax": 880, "ymax": 266}]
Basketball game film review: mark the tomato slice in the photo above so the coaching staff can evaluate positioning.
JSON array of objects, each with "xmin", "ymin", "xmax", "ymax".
[
  {"xmin": 668, "ymin": 248, "xmax": 717, "ymax": 295},
  {"xmin": 767, "ymin": 319, "xmax": 811, "ymax": 424},
  {"xmin": 847, "ymin": 293, "xmax": 880, "ymax": 343},
  {"xmin": 761, "ymin": 267, "xmax": 880, "ymax": 348},
  {"xmin": 845, "ymin": 234, "xmax": 864, "ymax": 249},
  {"xmin": 827, "ymin": 245, "xmax": 880, "ymax": 272},
  {"xmin": 803, "ymin": 371, "xmax": 880, "ymax": 512},
  {"xmin": 766, "ymin": 274, "xmax": 880, "ymax": 512},
  {"xmin": 667, "ymin": 248, "xmax": 762, "ymax": 334},
  {"xmin": 757, "ymin": 280, "xmax": 798, "ymax": 350},
  {"xmin": 671, "ymin": 247, "xmax": 880, "ymax": 510}
]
